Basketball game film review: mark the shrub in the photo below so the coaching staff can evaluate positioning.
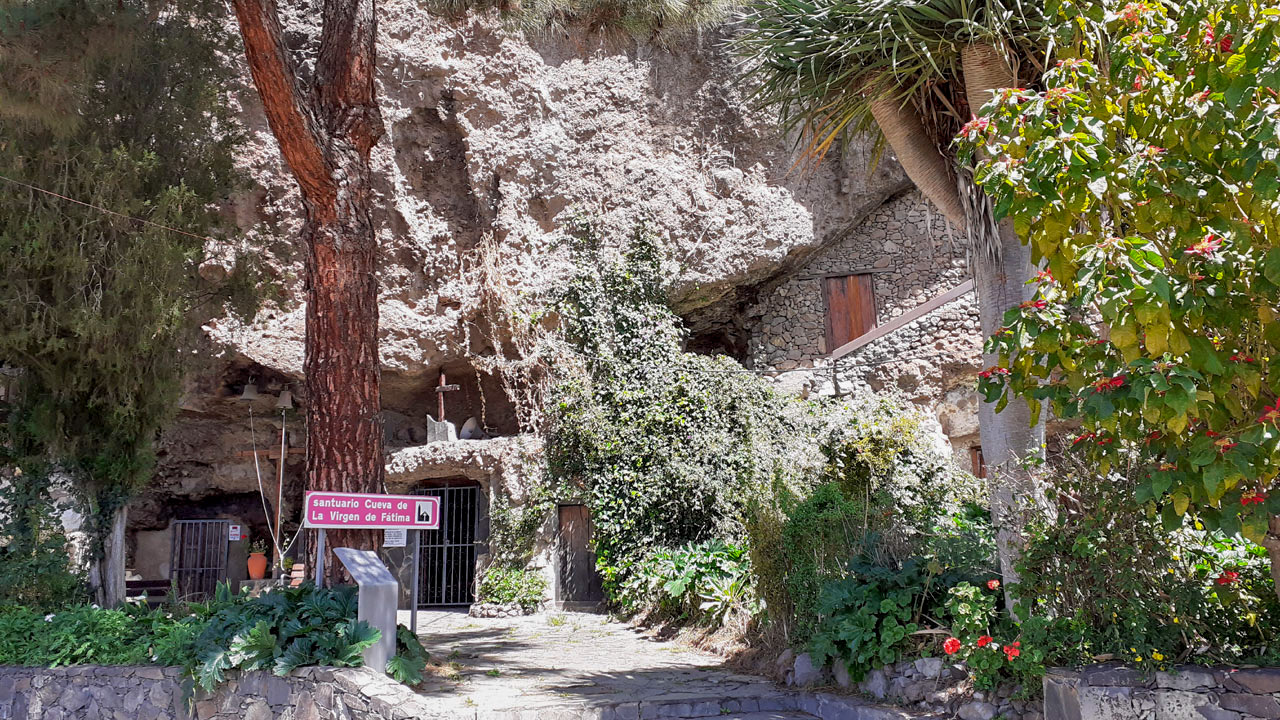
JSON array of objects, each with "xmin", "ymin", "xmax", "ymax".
[
  {"xmin": 1013, "ymin": 452, "xmax": 1280, "ymax": 671},
  {"xmin": 614, "ymin": 540, "xmax": 760, "ymax": 628},
  {"xmin": 0, "ymin": 583, "xmax": 431, "ymax": 689},
  {"xmin": 477, "ymin": 567, "xmax": 547, "ymax": 611},
  {"xmin": 751, "ymin": 395, "xmax": 987, "ymax": 644}
]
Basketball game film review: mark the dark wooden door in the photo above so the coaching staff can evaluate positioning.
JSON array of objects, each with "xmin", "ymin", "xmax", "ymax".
[
  {"xmin": 557, "ymin": 505, "xmax": 603, "ymax": 603},
  {"xmin": 824, "ymin": 275, "xmax": 877, "ymax": 350}
]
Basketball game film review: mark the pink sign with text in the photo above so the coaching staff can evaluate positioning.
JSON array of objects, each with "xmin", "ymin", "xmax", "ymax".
[{"xmin": 304, "ymin": 491, "xmax": 440, "ymax": 530}]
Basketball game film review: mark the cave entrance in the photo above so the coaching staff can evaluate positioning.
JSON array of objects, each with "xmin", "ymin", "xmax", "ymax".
[{"xmin": 414, "ymin": 479, "xmax": 481, "ymax": 607}]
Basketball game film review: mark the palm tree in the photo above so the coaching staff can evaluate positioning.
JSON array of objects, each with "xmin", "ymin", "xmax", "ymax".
[{"xmin": 735, "ymin": 0, "xmax": 1046, "ymax": 596}]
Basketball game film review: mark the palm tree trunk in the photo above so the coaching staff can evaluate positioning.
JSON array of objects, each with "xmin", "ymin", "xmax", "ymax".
[
  {"xmin": 961, "ymin": 43, "xmax": 1045, "ymax": 603},
  {"xmin": 867, "ymin": 87, "xmax": 967, "ymax": 230}
]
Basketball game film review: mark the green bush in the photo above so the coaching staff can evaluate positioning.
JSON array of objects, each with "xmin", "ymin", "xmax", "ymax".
[
  {"xmin": 615, "ymin": 540, "xmax": 760, "ymax": 627},
  {"xmin": 477, "ymin": 567, "xmax": 547, "ymax": 611},
  {"xmin": 751, "ymin": 395, "xmax": 987, "ymax": 644},
  {"xmin": 1013, "ymin": 453, "xmax": 1280, "ymax": 671},
  {"xmin": 0, "ymin": 583, "xmax": 430, "ymax": 689}
]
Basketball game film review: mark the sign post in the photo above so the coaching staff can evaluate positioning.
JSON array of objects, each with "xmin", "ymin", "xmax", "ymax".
[
  {"xmin": 410, "ymin": 529, "xmax": 421, "ymax": 635},
  {"xmin": 303, "ymin": 491, "xmax": 442, "ymax": 644}
]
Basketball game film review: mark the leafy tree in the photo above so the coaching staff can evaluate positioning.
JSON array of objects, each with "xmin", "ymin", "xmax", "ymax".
[
  {"xmin": 960, "ymin": 0, "xmax": 1280, "ymax": 597},
  {"xmin": 735, "ymin": 0, "xmax": 1049, "ymax": 595},
  {"xmin": 0, "ymin": 0, "xmax": 253, "ymax": 604}
]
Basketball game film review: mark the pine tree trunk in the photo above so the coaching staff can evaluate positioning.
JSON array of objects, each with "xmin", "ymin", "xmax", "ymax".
[
  {"xmin": 961, "ymin": 43, "xmax": 1045, "ymax": 605},
  {"xmin": 233, "ymin": 0, "xmax": 385, "ymax": 583}
]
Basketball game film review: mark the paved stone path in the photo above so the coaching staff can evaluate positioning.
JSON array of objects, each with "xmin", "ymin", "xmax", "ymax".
[{"xmin": 399, "ymin": 609, "xmax": 942, "ymax": 720}]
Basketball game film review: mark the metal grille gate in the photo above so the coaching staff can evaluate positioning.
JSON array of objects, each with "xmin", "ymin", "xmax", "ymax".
[
  {"xmin": 415, "ymin": 484, "xmax": 479, "ymax": 606},
  {"xmin": 170, "ymin": 520, "xmax": 230, "ymax": 602}
]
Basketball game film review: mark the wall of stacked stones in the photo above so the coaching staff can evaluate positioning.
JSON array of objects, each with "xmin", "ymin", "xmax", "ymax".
[
  {"xmin": 0, "ymin": 665, "xmax": 448, "ymax": 720},
  {"xmin": 1044, "ymin": 664, "xmax": 1280, "ymax": 720},
  {"xmin": 746, "ymin": 191, "xmax": 983, "ymax": 441}
]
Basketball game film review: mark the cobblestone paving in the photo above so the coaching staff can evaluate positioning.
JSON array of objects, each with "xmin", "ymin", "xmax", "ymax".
[
  {"xmin": 399, "ymin": 609, "xmax": 813, "ymax": 719},
  {"xmin": 398, "ymin": 610, "xmax": 935, "ymax": 720}
]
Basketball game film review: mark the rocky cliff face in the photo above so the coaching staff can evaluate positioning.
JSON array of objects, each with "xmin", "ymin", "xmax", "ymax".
[{"xmin": 151, "ymin": 6, "xmax": 912, "ymax": 519}]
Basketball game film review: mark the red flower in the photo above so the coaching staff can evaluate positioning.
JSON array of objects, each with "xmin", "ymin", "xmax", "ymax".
[
  {"xmin": 1034, "ymin": 268, "xmax": 1055, "ymax": 284},
  {"xmin": 944, "ymin": 637, "xmax": 962, "ymax": 655},
  {"xmin": 987, "ymin": 579, "xmax": 1001, "ymax": 590},
  {"xmin": 1205, "ymin": 430, "xmax": 1220, "ymax": 437},
  {"xmin": 978, "ymin": 636, "xmax": 994, "ymax": 648},
  {"xmin": 978, "ymin": 367, "xmax": 1010, "ymax": 380},
  {"xmin": 1020, "ymin": 299, "xmax": 1049, "ymax": 310},
  {"xmin": 1215, "ymin": 437, "xmax": 1238, "ymax": 452},
  {"xmin": 1242, "ymin": 491, "xmax": 1267, "ymax": 506},
  {"xmin": 1230, "ymin": 355, "xmax": 1256, "ymax": 363},
  {"xmin": 1146, "ymin": 430, "xmax": 1162, "ymax": 443},
  {"xmin": 1219, "ymin": 33, "xmax": 1233, "ymax": 53},
  {"xmin": 1073, "ymin": 432, "xmax": 1095, "ymax": 446},
  {"xmin": 1004, "ymin": 642, "xmax": 1021, "ymax": 661},
  {"xmin": 960, "ymin": 115, "xmax": 991, "ymax": 137},
  {"xmin": 1259, "ymin": 400, "xmax": 1280, "ymax": 425},
  {"xmin": 1097, "ymin": 437, "xmax": 1114, "ymax": 446},
  {"xmin": 1215, "ymin": 571, "xmax": 1240, "ymax": 586},
  {"xmin": 1184, "ymin": 233, "xmax": 1222, "ymax": 257}
]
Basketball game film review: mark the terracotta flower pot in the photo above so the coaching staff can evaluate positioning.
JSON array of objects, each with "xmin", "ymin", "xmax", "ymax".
[{"xmin": 247, "ymin": 552, "xmax": 269, "ymax": 580}]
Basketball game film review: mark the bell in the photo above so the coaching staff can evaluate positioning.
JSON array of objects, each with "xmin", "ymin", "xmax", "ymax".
[
  {"xmin": 238, "ymin": 381, "xmax": 259, "ymax": 402},
  {"xmin": 275, "ymin": 389, "xmax": 293, "ymax": 410}
]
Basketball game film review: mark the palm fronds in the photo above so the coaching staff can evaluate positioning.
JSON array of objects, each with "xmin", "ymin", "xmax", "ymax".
[{"xmin": 734, "ymin": 0, "xmax": 1046, "ymax": 163}]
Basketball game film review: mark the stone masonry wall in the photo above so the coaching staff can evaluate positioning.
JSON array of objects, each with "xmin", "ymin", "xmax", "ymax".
[
  {"xmin": 1043, "ymin": 664, "xmax": 1280, "ymax": 720},
  {"xmin": 746, "ymin": 190, "xmax": 983, "ymax": 445},
  {"xmin": 0, "ymin": 665, "xmax": 450, "ymax": 720}
]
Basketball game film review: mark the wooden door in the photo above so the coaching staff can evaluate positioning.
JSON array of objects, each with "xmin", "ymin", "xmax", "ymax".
[
  {"xmin": 557, "ymin": 505, "xmax": 603, "ymax": 604},
  {"xmin": 824, "ymin": 275, "xmax": 877, "ymax": 350}
]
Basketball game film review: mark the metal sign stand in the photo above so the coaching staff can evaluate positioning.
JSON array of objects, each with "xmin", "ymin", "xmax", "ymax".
[
  {"xmin": 314, "ymin": 528, "xmax": 327, "ymax": 588},
  {"xmin": 410, "ymin": 529, "xmax": 420, "ymax": 636}
]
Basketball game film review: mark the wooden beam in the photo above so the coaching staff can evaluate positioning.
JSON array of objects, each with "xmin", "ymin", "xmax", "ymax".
[
  {"xmin": 798, "ymin": 267, "xmax": 897, "ymax": 281},
  {"xmin": 829, "ymin": 279, "xmax": 974, "ymax": 360},
  {"xmin": 235, "ymin": 448, "xmax": 305, "ymax": 459}
]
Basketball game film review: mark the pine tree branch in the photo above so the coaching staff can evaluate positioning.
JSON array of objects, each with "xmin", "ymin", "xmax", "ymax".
[
  {"xmin": 316, "ymin": 0, "xmax": 384, "ymax": 157},
  {"xmin": 231, "ymin": 0, "xmax": 337, "ymax": 217}
]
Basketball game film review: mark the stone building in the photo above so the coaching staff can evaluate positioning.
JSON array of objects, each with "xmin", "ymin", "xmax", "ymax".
[{"xmin": 743, "ymin": 190, "xmax": 985, "ymax": 469}]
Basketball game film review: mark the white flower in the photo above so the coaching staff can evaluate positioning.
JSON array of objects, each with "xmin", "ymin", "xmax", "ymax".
[
  {"xmin": 44, "ymin": 614, "xmax": 55, "ymax": 622},
  {"xmin": 90, "ymin": 604, "xmax": 100, "ymax": 610}
]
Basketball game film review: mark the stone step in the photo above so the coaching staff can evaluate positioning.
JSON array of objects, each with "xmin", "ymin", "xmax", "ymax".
[{"xmin": 701, "ymin": 707, "xmax": 819, "ymax": 712}]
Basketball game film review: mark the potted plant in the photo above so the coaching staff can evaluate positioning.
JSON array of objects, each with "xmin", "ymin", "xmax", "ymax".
[{"xmin": 247, "ymin": 538, "xmax": 269, "ymax": 580}]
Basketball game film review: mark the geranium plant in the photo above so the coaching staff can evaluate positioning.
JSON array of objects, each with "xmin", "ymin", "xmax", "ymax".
[{"xmin": 958, "ymin": 0, "xmax": 1280, "ymax": 597}]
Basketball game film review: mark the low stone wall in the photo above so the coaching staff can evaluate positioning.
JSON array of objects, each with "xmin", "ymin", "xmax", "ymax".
[
  {"xmin": 468, "ymin": 601, "xmax": 538, "ymax": 618},
  {"xmin": 1044, "ymin": 664, "xmax": 1280, "ymax": 719},
  {"xmin": 779, "ymin": 650, "xmax": 1041, "ymax": 720},
  {"xmin": 0, "ymin": 665, "xmax": 447, "ymax": 720}
]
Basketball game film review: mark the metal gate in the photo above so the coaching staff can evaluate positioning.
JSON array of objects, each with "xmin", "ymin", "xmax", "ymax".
[
  {"xmin": 415, "ymin": 484, "xmax": 479, "ymax": 607},
  {"xmin": 170, "ymin": 520, "xmax": 230, "ymax": 602}
]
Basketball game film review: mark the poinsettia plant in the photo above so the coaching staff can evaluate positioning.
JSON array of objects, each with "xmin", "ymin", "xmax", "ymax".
[{"xmin": 957, "ymin": 0, "xmax": 1280, "ymax": 597}]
